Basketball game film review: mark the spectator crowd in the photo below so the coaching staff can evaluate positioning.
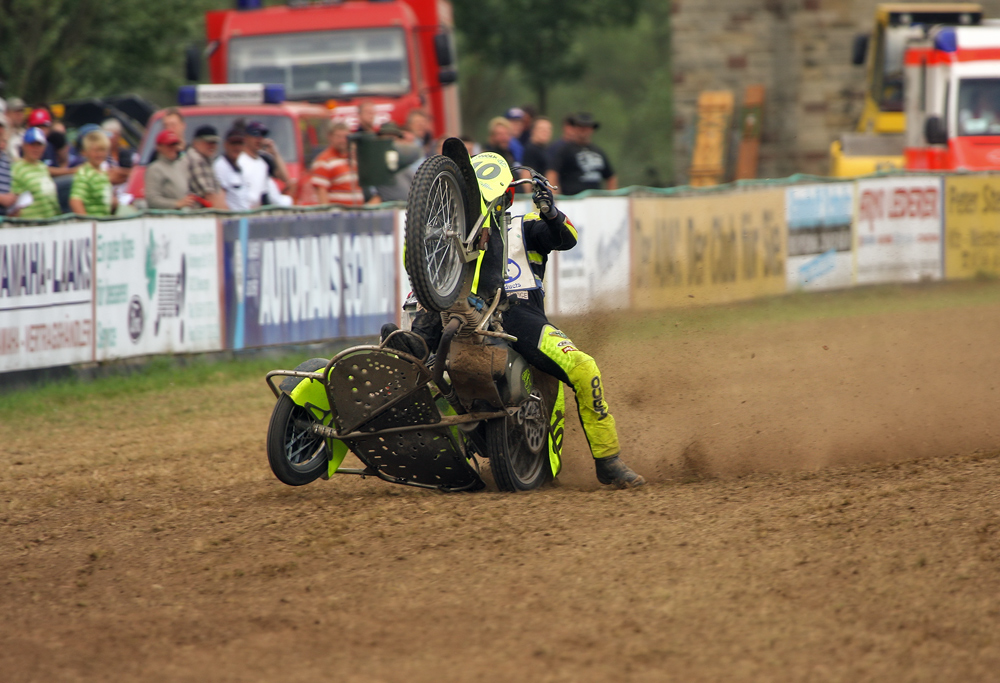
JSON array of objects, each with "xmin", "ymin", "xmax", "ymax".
[{"xmin": 1, "ymin": 94, "xmax": 615, "ymax": 222}]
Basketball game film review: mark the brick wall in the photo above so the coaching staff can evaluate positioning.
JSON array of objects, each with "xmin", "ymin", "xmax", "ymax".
[{"xmin": 671, "ymin": 0, "xmax": 1000, "ymax": 182}]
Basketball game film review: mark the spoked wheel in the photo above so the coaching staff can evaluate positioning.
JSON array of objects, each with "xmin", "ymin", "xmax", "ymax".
[
  {"xmin": 266, "ymin": 394, "xmax": 328, "ymax": 486},
  {"xmin": 405, "ymin": 155, "xmax": 472, "ymax": 312},
  {"xmin": 488, "ymin": 392, "xmax": 553, "ymax": 492}
]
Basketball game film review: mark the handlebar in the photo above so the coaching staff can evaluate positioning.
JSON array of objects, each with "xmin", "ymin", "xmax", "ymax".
[{"xmin": 510, "ymin": 166, "xmax": 557, "ymax": 192}]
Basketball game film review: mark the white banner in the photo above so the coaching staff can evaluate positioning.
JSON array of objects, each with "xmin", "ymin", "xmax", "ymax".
[
  {"xmin": 94, "ymin": 218, "xmax": 222, "ymax": 360},
  {"xmin": 550, "ymin": 197, "xmax": 630, "ymax": 316},
  {"xmin": 855, "ymin": 177, "xmax": 943, "ymax": 284},
  {"xmin": 786, "ymin": 183, "xmax": 854, "ymax": 291},
  {"xmin": 0, "ymin": 223, "xmax": 95, "ymax": 373}
]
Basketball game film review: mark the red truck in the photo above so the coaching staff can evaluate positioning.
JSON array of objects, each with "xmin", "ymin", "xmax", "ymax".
[
  {"xmin": 205, "ymin": 0, "xmax": 460, "ymax": 137},
  {"xmin": 128, "ymin": 0, "xmax": 460, "ymax": 205}
]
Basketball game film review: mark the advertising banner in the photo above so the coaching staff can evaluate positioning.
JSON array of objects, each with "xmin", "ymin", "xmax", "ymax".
[
  {"xmin": 785, "ymin": 183, "xmax": 854, "ymax": 291},
  {"xmin": 943, "ymin": 175, "xmax": 1000, "ymax": 279},
  {"xmin": 93, "ymin": 217, "xmax": 222, "ymax": 361},
  {"xmin": 0, "ymin": 223, "xmax": 94, "ymax": 373},
  {"xmin": 223, "ymin": 210, "xmax": 397, "ymax": 349},
  {"xmin": 550, "ymin": 197, "xmax": 630, "ymax": 316},
  {"xmin": 631, "ymin": 190, "xmax": 786, "ymax": 308},
  {"xmin": 855, "ymin": 177, "xmax": 943, "ymax": 284}
]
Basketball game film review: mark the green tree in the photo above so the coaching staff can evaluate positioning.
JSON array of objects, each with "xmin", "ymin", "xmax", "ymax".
[
  {"xmin": 452, "ymin": 0, "xmax": 641, "ymax": 114},
  {"xmin": 0, "ymin": 0, "xmax": 224, "ymax": 105}
]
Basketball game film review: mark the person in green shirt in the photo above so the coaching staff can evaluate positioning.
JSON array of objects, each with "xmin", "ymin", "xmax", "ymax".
[
  {"xmin": 70, "ymin": 130, "xmax": 116, "ymax": 216},
  {"xmin": 10, "ymin": 127, "xmax": 61, "ymax": 219}
]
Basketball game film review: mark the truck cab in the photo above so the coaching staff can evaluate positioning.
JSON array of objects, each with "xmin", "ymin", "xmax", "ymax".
[
  {"xmin": 904, "ymin": 26, "xmax": 1000, "ymax": 171},
  {"xmin": 126, "ymin": 84, "xmax": 333, "ymax": 206},
  {"xmin": 204, "ymin": 0, "xmax": 460, "ymax": 139},
  {"xmin": 830, "ymin": 3, "xmax": 982, "ymax": 176}
]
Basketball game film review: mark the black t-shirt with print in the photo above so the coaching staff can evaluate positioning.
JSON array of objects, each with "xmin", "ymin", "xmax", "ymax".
[{"xmin": 548, "ymin": 141, "xmax": 614, "ymax": 196}]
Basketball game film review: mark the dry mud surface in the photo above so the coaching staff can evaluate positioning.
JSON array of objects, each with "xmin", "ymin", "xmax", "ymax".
[{"xmin": 3, "ymin": 287, "xmax": 1000, "ymax": 682}]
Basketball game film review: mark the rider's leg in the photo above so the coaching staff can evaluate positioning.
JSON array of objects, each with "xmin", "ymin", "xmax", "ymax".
[{"xmin": 505, "ymin": 306, "xmax": 645, "ymax": 488}]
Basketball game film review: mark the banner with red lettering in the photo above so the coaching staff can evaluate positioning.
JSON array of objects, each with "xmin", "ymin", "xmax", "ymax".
[
  {"xmin": 855, "ymin": 177, "xmax": 943, "ymax": 284},
  {"xmin": 0, "ymin": 223, "xmax": 95, "ymax": 373}
]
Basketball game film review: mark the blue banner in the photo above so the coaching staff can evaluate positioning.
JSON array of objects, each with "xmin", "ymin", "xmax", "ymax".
[{"xmin": 223, "ymin": 211, "xmax": 397, "ymax": 349}]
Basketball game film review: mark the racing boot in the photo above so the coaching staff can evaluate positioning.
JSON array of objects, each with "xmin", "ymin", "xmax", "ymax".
[{"xmin": 595, "ymin": 455, "xmax": 646, "ymax": 489}]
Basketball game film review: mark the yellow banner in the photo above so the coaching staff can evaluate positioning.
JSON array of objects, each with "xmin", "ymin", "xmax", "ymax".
[
  {"xmin": 631, "ymin": 190, "xmax": 787, "ymax": 308},
  {"xmin": 944, "ymin": 176, "xmax": 1000, "ymax": 279}
]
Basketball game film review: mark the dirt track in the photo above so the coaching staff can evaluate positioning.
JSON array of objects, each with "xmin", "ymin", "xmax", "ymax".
[{"xmin": 3, "ymin": 285, "xmax": 1000, "ymax": 682}]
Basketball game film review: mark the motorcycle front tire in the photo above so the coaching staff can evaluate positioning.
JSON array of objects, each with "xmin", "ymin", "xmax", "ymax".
[
  {"xmin": 404, "ymin": 155, "xmax": 473, "ymax": 312},
  {"xmin": 266, "ymin": 394, "xmax": 329, "ymax": 486}
]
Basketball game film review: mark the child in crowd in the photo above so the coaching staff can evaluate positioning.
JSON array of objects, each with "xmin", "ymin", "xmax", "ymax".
[
  {"xmin": 10, "ymin": 127, "xmax": 61, "ymax": 219},
  {"xmin": 69, "ymin": 130, "xmax": 116, "ymax": 216}
]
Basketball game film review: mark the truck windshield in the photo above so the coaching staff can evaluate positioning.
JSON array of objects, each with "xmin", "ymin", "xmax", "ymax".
[
  {"xmin": 958, "ymin": 79, "xmax": 1000, "ymax": 136},
  {"xmin": 228, "ymin": 28, "xmax": 409, "ymax": 100},
  {"xmin": 139, "ymin": 114, "xmax": 298, "ymax": 165}
]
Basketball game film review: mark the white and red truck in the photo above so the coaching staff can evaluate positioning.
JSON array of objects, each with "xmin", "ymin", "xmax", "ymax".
[{"xmin": 904, "ymin": 25, "xmax": 1000, "ymax": 170}]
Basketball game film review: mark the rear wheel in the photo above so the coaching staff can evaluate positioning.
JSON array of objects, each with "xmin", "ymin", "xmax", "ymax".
[
  {"xmin": 405, "ymin": 155, "xmax": 471, "ymax": 312},
  {"xmin": 266, "ymin": 394, "xmax": 328, "ymax": 486},
  {"xmin": 488, "ymin": 392, "xmax": 552, "ymax": 492}
]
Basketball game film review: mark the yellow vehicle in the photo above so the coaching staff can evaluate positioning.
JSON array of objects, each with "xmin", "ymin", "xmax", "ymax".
[{"xmin": 830, "ymin": 3, "xmax": 982, "ymax": 176}]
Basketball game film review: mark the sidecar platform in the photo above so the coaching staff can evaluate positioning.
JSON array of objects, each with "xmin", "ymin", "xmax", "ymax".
[{"xmin": 324, "ymin": 346, "xmax": 485, "ymax": 491}]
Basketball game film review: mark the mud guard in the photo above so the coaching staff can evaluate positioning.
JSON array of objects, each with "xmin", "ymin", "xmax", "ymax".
[
  {"xmin": 279, "ymin": 358, "xmax": 349, "ymax": 479},
  {"xmin": 441, "ymin": 137, "xmax": 483, "ymax": 230}
]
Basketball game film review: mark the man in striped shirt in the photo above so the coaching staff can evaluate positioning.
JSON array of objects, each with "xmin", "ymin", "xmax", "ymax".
[{"xmin": 310, "ymin": 122, "xmax": 364, "ymax": 206}]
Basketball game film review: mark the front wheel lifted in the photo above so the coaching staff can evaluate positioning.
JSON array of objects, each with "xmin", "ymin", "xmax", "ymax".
[
  {"xmin": 404, "ymin": 155, "xmax": 472, "ymax": 312},
  {"xmin": 266, "ymin": 394, "xmax": 328, "ymax": 486},
  {"xmin": 487, "ymin": 393, "xmax": 552, "ymax": 492}
]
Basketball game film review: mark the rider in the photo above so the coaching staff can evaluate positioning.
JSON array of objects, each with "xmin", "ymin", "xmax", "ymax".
[{"xmin": 398, "ymin": 149, "xmax": 645, "ymax": 489}]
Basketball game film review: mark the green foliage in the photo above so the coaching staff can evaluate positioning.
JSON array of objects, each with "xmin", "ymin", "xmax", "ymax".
[
  {"xmin": 0, "ymin": 0, "xmax": 227, "ymax": 105},
  {"xmin": 457, "ymin": 0, "xmax": 674, "ymax": 187},
  {"xmin": 452, "ymin": 0, "xmax": 641, "ymax": 113}
]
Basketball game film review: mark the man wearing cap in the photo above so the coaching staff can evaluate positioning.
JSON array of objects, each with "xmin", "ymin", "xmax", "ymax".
[
  {"xmin": 0, "ymin": 114, "xmax": 15, "ymax": 216},
  {"xmin": 145, "ymin": 129, "xmax": 196, "ymax": 210},
  {"xmin": 503, "ymin": 107, "xmax": 526, "ymax": 163},
  {"xmin": 10, "ymin": 128, "xmax": 61, "ymax": 219},
  {"xmin": 214, "ymin": 123, "xmax": 253, "ymax": 212},
  {"xmin": 186, "ymin": 125, "xmax": 227, "ymax": 209},
  {"xmin": 5, "ymin": 98, "xmax": 26, "ymax": 162},
  {"xmin": 546, "ymin": 112, "xmax": 617, "ymax": 196},
  {"xmin": 239, "ymin": 120, "xmax": 294, "ymax": 207},
  {"xmin": 368, "ymin": 121, "xmax": 422, "ymax": 203}
]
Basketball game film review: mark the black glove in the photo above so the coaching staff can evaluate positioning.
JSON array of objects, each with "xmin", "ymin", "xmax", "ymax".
[{"xmin": 532, "ymin": 181, "xmax": 558, "ymax": 220}]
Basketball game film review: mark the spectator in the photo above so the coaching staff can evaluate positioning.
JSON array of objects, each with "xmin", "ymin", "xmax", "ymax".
[
  {"xmin": 186, "ymin": 125, "xmax": 227, "ymax": 209},
  {"xmin": 69, "ymin": 131, "xmax": 115, "ymax": 217},
  {"xmin": 356, "ymin": 101, "xmax": 378, "ymax": 135},
  {"xmin": 521, "ymin": 116, "xmax": 552, "ymax": 174},
  {"xmin": 310, "ymin": 122, "xmax": 364, "ymax": 206},
  {"xmin": 24, "ymin": 108, "xmax": 57, "ymax": 166},
  {"xmin": 504, "ymin": 107, "xmax": 526, "ymax": 163},
  {"xmin": 369, "ymin": 121, "xmax": 422, "ymax": 203},
  {"xmin": 0, "ymin": 115, "xmax": 15, "ymax": 216},
  {"xmin": 101, "ymin": 119, "xmax": 133, "ymax": 188},
  {"xmin": 214, "ymin": 122, "xmax": 253, "ymax": 212},
  {"xmin": 5, "ymin": 98, "xmax": 26, "ymax": 161},
  {"xmin": 405, "ymin": 109, "xmax": 434, "ymax": 154},
  {"xmin": 482, "ymin": 116, "xmax": 516, "ymax": 167},
  {"xmin": 240, "ymin": 120, "xmax": 294, "ymax": 207},
  {"xmin": 161, "ymin": 108, "xmax": 186, "ymax": 144},
  {"xmin": 546, "ymin": 112, "xmax": 617, "ymax": 195},
  {"xmin": 517, "ymin": 104, "xmax": 538, "ymax": 147},
  {"xmin": 145, "ymin": 130, "xmax": 196, "ymax": 210},
  {"xmin": 46, "ymin": 130, "xmax": 83, "ymax": 176},
  {"xmin": 10, "ymin": 128, "xmax": 61, "ymax": 219}
]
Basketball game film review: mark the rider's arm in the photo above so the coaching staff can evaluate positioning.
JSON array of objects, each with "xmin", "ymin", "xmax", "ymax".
[{"xmin": 522, "ymin": 208, "xmax": 578, "ymax": 253}]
